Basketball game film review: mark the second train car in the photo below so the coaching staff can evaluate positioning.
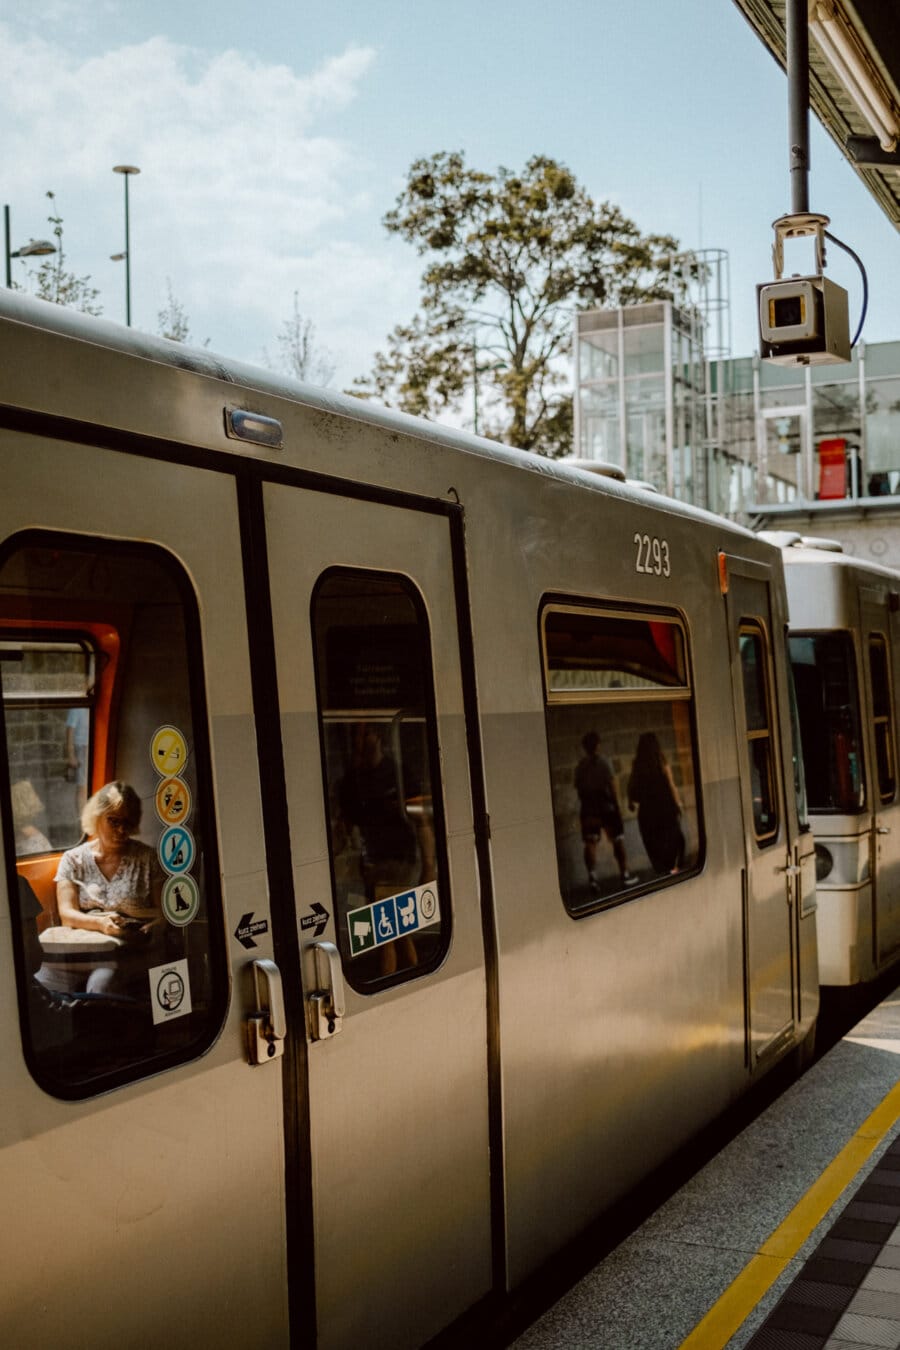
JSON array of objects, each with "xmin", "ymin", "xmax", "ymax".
[
  {"xmin": 0, "ymin": 291, "xmax": 817, "ymax": 1349},
  {"xmin": 763, "ymin": 530, "xmax": 900, "ymax": 990}
]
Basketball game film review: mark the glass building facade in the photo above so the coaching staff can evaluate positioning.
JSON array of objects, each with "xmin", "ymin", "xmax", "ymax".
[
  {"xmin": 574, "ymin": 303, "xmax": 706, "ymax": 502},
  {"xmin": 575, "ymin": 304, "xmax": 900, "ymax": 528}
]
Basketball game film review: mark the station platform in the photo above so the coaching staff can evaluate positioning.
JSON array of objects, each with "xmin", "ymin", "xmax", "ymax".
[{"xmin": 511, "ymin": 986, "xmax": 900, "ymax": 1350}]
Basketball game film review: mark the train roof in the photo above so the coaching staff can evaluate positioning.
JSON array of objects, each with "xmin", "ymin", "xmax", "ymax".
[
  {"xmin": 0, "ymin": 288, "xmax": 763, "ymax": 540},
  {"xmin": 759, "ymin": 529, "xmax": 900, "ymax": 588}
]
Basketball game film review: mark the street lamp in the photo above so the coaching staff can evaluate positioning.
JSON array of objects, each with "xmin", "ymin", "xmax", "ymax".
[
  {"xmin": 3, "ymin": 205, "xmax": 56, "ymax": 288},
  {"xmin": 111, "ymin": 164, "xmax": 140, "ymax": 326}
]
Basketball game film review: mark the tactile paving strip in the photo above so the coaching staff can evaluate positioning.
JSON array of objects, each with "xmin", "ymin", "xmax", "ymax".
[{"xmin": 744, "ymin": 1137, "xmax": 900, "ymax": 1350}]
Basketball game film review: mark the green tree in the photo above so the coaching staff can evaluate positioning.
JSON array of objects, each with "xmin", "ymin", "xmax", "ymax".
[
  {"xmin": 354, "ymin": 152, "xmax": 686, "ymax": 455},
  {"xmin": 265, "ymin": 292, "xmax": 335, "ymax": 386},
  {"xmin": 17, "ymin": 192, "xmax": 102, "ymax": 316},
  {"xmin": 158, "ymin": 279, "xmax": 191, "ymax": 343}
]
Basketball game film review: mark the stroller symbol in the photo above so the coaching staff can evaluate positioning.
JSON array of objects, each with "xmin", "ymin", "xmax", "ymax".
[{"xmin": 398, "ymin": 894, "xmax": 416, "ymax": 929}]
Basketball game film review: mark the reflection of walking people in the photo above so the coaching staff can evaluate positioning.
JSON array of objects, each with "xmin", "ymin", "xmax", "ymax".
[
  {"xmin": 574, "ymin": 732, "xmax": 637, "ymax": 892},
  {"xmin": 65, "ymin": 706, "xmax": 90, "ymax": 813},
  {"xmin": 338, "ymin": 725, "xmax": 434, "ymax": 975},
  {"xmin": 627, "ymin": 732, "xmax": 685, "ymax": 875}
]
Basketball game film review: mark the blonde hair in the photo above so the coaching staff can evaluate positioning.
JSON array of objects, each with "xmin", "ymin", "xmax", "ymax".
[{"xmin": 82, "ymin": 782, "xmax": 141, "ymax": 836}]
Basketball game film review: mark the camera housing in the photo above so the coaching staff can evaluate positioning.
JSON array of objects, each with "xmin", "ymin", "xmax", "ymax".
[{"xmin": 758, "ymin": 273, "xmax": 851, "ymax": 366}]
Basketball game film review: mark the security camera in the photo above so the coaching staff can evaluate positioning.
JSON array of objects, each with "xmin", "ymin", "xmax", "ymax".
[
  {"xmin": 757, "ymin": 212, "xmax": 852, "ymax": 367},
  {"xmin": 758, "ymin": 273, "xmax": 850, "ymax": 366}
]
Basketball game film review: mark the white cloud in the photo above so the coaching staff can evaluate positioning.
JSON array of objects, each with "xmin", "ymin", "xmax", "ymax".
[{"xmin": 0, "ymin": 23, "xmax": 415, "ymax": 384}]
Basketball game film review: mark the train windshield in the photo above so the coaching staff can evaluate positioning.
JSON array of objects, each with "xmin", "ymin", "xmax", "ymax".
[{"xmin": 788, "ymin": 632, "xmax": 865, "ymax": 813}]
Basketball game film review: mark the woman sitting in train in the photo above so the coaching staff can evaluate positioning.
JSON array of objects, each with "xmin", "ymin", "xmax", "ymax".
[{"xmin": 54, "ymin": 781, "xmax": 164, "ymax": 994}]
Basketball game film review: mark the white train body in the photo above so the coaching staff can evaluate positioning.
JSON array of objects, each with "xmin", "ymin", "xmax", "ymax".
[
  {"xmin": 0, "ymin": 293, "xmax": 817, "ymax": 1349},
  {"xmin": 773, "ymin": 534, "xmax": 900, "ymax": 987}
]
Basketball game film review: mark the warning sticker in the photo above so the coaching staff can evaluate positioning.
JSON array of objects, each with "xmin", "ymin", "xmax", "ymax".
[
  {"xmin": 149, "ymin": 957, "xmax": 193, "ymax": 1025},
  {"xmin": 151, "ymin": 725, "xmax": 188, "ymax": 777},
  {"xmin": 346, "ymin": 881, "xmax": 440, "ymax": 958},
  {"xmin": 159, "ymin": 824, "xmax": 196, "ymax": 876},
  {"xmin": 162, "ymin": 874, "xmax": 200, "ymax": 927},
  {"xmin": 155, "ymin": 775, "xmax": 192, "ymax": 827}
]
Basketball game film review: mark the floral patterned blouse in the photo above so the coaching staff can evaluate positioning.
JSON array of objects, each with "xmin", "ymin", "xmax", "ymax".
[{"xmin": 55, "ymin": 840, "xmax": 163, "ymax": 917}]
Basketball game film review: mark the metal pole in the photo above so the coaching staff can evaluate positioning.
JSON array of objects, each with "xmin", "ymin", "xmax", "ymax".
[
  {"xmin": 472, "ymin": 339, "xmax": 479, "ymax": 435},
  {"xmin": 786, "ymin": 0, "xmax": 811, "ymax": 213},
  {"xmin": 123, "ymin": 173, "xmax": 132, "ymax": 327},
  {"xmin": 113, "ymin": 165, "xmax": 139, "ymax": 327},
  {"xmin": 4, "ymin": 205, "xmax": 11, "ymax": 289}
]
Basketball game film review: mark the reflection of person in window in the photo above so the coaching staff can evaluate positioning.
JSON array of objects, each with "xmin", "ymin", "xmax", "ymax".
[
  {"xmin": 575, "ymin": 732, "xmax": 637, "ymax": 893},
  {"xmin": 627, "ymin": 732, "xmax": 686, "ymax": 875},
  {"xmin": 11, "ymin": 779, "xmax": 52, "ymax": 855},
  {"xmin": 338, "ymin": 726, "xmax": 434, "ymax": 972},
  {"xmin": 65, "ymin": 706, "xmax": 90, "ymax": 813},
  {"xmin": 54, "ymin": 781, "xmax": 163, "ymax": 994}
]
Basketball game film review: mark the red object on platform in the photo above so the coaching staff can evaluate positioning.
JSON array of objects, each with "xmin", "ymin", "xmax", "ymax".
[{"xmin": 818, "ymin": 438, "xmax": 847, "ymax": 499}]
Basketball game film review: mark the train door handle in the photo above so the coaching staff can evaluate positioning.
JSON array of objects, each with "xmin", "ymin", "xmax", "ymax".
[
  {"xmin": 778, "ymin": 863, "xmax": 801, "ymax": 877},
  {"xmin": 246, "ymin": 958, "xmax": 286, "ymax": 1065},
  {"xmin": 309, "ymin": 940, "xmax": 346, "ymax": 1041},
  {"xmin": 877, "ymin": 826, "xmax": 891, "ymax": 835}
]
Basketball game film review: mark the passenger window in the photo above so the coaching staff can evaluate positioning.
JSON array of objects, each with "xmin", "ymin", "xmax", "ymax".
[
  {"xmin": 1, "ymin": 639, "xmax": 95, "ymax": 855},
  {"xmin": 739, "ymin": 625, "xmax": 779, "ymax": 843},
  {"xmin": 789, "ymin": 632, "xmax": 865, "ymax": 813},
  {"xmin": 541, "ymin": 603, "xmax": 702, "ymax": 913},
  {"xmin": 0, "ymin": 533, "xmax": 226, "ymax": 1099},
  {"xmin": 869, "ymin": 634, "xmax": 896, "ymax": 803},
  {"xmin": 312, "ymin": 570, "xmax": 448, "ymax": 992}
]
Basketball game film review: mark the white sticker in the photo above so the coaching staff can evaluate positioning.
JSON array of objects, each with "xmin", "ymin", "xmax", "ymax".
[{"xmin": 148, "ymin": 957, "xmax": 193, "ymax": 1025}]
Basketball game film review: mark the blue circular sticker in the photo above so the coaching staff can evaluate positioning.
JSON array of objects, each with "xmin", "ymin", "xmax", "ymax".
[{"xmin": 159, "ymin": 824, "xmax": 196, "ymax": 876}]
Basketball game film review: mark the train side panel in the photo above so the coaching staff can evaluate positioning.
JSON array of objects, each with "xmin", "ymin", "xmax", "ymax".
[{"xmin": 0, "ymin": 295, "xmax": 819, "ymax": 1345}]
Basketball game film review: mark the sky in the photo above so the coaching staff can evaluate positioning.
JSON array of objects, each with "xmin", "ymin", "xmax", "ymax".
[{"xmin": 3, "ymin": 0, "xmax": 899, "ymax": 398}]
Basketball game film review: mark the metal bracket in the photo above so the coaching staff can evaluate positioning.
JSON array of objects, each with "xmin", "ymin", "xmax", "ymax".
[{"xmin": 771, "ymin": 212, "xmax": 831, "ymax": 281}]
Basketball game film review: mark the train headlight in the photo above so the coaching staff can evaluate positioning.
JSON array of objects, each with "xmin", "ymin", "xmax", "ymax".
[{"xmin": 815, "ymin": 844, "xmax": 834, "ymax": 881}]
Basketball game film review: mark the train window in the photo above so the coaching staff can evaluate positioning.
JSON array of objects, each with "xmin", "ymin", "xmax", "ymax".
[
  {"xmin": 868, "ymin": 634, "xmax": 896, "ymax": 803},
  {"xmin": 0, "ymin": 639, "xmax": 94, "ymax": 855},
  {"xmin": 312, "ymin": 570, "xmax": 449, "ymax": 993},
  {"xmin": 0, "ymin": 533, "xmax": 226, "ymax": 1100},
  {"xmin": 788, "ymin": 632, "xmax": 865, "ymax": 813},
  {"xmin": 738, "ymin": 626, "xmax": 779, "ymax": 843},
  {"xmin": 541, "ymin": 603, "xmax": 702, "ymax": 913}
]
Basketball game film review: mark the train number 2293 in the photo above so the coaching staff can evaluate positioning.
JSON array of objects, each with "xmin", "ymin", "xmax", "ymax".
[{"xmin": 634, "ymin": 532, "xmax": 671, "ymax": 577}]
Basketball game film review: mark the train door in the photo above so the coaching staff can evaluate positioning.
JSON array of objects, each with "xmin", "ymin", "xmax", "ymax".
[
  {"xmin": 859, "ymin": 586, "xmax": 900, "ymax": 967},
  {"xmin": 261, "ymin": 483, "xmax": 491, "ymax": 1350},
  {"xmin": 724, "ymin": 556, "xmax": 795, "ymax": 1064},
  {"xmin": 0, "ymin": 438, "xmax": 290, "ymax": 1346}
]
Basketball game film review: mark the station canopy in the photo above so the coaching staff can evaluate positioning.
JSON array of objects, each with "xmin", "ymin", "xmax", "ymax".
[{"xmin": 733, "ymin": 0, "xmax": 900, "ymax": 228}]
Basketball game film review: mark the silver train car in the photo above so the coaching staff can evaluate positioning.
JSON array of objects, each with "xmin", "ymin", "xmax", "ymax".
[
  {"xmin": 763, "ymin": 531, "xmax": 900, "ymax": 989},
  {"xmin": 0, "ymin": 291, "xmax": 817, "ymax": 1350}
]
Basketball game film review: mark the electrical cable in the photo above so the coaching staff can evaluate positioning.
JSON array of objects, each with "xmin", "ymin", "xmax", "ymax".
[{"xmin": 824, "ymin": 228, "xmax": 869, "ymax": 346}]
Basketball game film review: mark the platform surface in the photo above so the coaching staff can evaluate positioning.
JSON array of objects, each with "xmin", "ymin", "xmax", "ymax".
[{"xmin": 511, "ymin": 989, "xmax": 900, "ymax": 1350}]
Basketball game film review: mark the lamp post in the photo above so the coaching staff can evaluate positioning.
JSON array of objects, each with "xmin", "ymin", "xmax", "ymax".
[
  {"xmin": 3, "ymin": 205, "xmax": 57, "ymax": 288},
  {"xmin": 112, "ymin": 164, "xmax": 140, "ymax": 326}
]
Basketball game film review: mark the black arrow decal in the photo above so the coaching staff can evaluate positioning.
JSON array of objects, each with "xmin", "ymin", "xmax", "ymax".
[
  {"xmin": 234, "ymin": 912, "xmax": 269, "ymax": 949},
  {"xmin": 300, "ymin": 901, "xmax": 330, "ymax": 938}
]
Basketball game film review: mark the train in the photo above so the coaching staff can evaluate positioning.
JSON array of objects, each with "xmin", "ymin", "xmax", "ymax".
[
  {"xmin": 0, "ymin": 286, "xmax": 874, "ymax": 1350},
  {"xmin": 761, "ymin": 531, "xmax": 900, "ymax": 990}
]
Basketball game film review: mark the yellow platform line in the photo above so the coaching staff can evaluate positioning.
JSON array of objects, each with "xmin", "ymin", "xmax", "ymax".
[{"xmin": 679, "ymin": 1077, "xmax": 900, "ymax": 1348}]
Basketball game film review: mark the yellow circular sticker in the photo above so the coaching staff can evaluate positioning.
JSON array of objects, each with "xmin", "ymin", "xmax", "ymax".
[
  {"xmin": 155, "ymin": 775, "xmax": 192, "ymax": 826},
  {"xmin": 151, "ymin": 725, "xmax": 188, "ymax": 777}
]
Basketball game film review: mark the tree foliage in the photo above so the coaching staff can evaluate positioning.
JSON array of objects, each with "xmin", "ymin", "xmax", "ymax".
[
  {"xmin": 15, "ymin": 192, "xmax": 102, "ymax": 316},
  {"xmin": 354, "ymin": 153, "xmax": 686, "ymax": 455},
  {"xmin": 158, "ymin": 279, "xmax": 191, "ymax": 343},
  {"xmin": 265, "ymin": 292, "xmax": 335, "ymax": 386}
]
